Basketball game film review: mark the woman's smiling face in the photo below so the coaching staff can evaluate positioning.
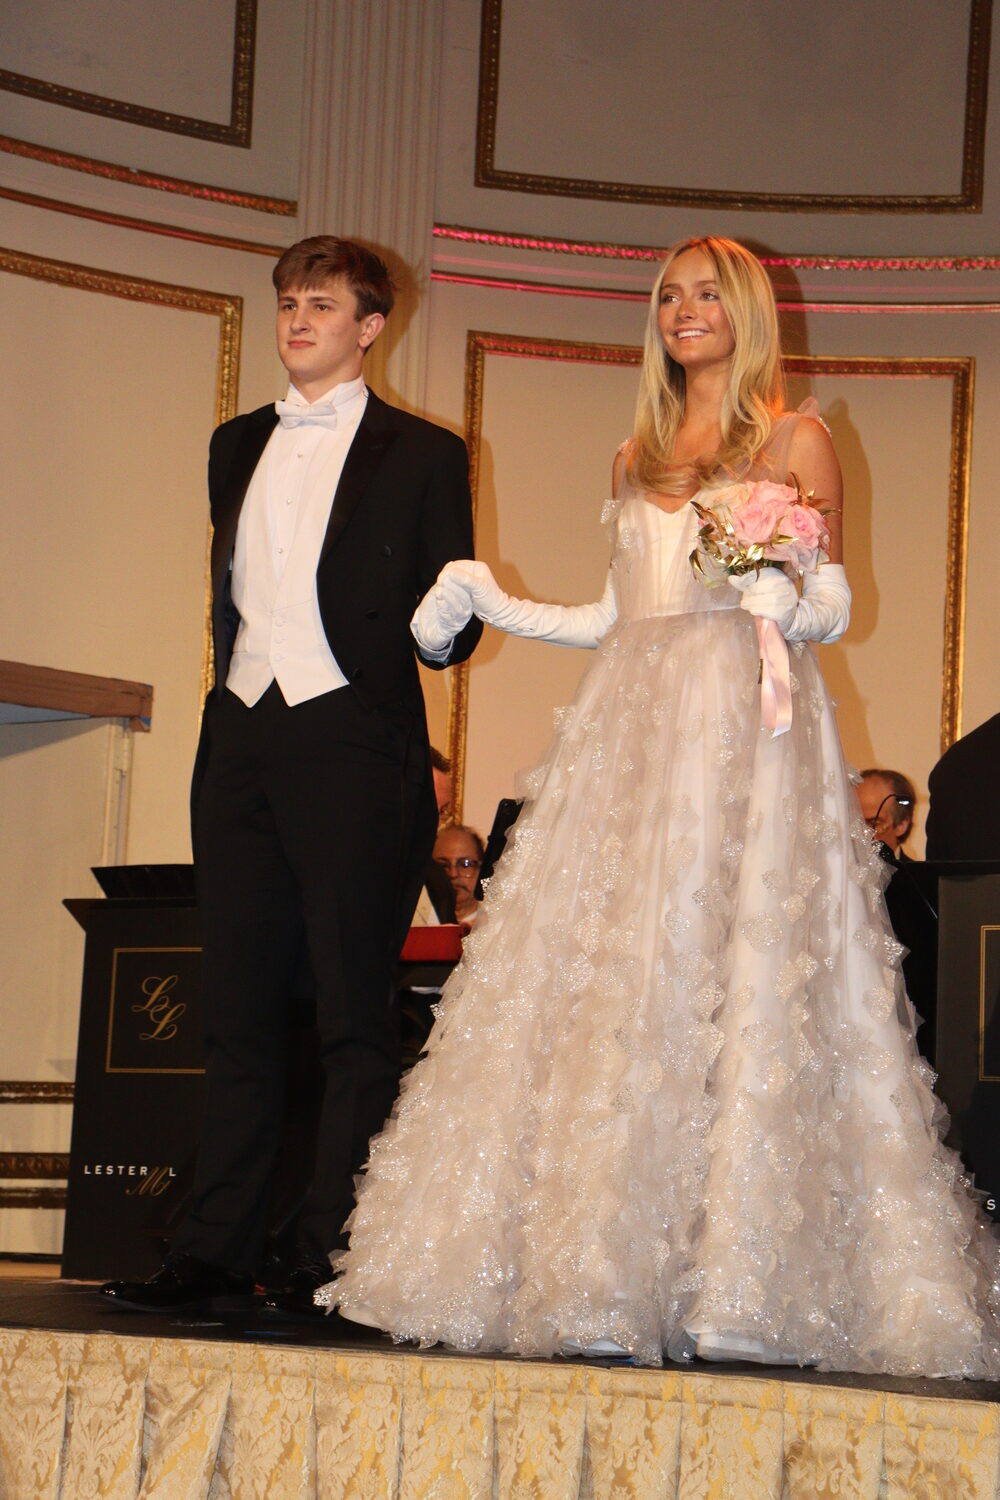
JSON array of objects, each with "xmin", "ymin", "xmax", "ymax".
[{"xmin": 656, "ymin": 247, "xmax": 736, "ymax": 372}]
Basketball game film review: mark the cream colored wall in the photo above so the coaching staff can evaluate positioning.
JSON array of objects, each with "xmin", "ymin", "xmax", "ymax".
[{"xmin": 0, "ymin": 0, "xmax": 998, "ymax": 1252}]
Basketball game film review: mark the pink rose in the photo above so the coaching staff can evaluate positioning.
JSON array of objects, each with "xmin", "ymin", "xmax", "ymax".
[
  {"xmin": 748, "ymin": 481, "xmax": 798, "ymax": 511},
  {"xmin": 730, "ymin": 483, "xmax": 795, "ymax": 547},
  {"xmin": 784, "ymin": 502, "xmax": 826, "ymax": 549},
  {"xmin": 731, "ymin": 499, "xmax": 777, "ymax": 545},
  {"xmin": 764, "ymin": 502, "xmax": 828, "ymax": 571}
]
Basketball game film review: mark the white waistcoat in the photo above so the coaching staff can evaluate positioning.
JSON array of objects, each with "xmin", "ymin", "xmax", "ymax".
[{"xmin": 226, "ymin": 402, "xmax": 366, "ymax": 706}]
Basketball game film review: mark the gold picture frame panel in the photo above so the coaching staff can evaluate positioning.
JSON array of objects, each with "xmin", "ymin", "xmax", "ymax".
[
  {"xmin": 0, "ymin": 246, "xmax": 241, "ymax": 734},
  {"xmin": 475, "ymin": 0, "xmax": 991, "ymax": 212},
  {"xmin": 0, "ymin": 0, "xmax": 257, "ymax": 146}
]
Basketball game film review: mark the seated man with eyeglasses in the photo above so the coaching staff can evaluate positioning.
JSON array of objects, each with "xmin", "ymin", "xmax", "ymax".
[
  {"xmin": 858, "ymin": 767, "xmax": 916, "ymax": 863},
  {"xmin": 398, "ymin": 823, "xmax": 484, "ymax": 1066},
  {"xmin": 433, "ymin": 824, "xmax": 485, "ymax": 924}
]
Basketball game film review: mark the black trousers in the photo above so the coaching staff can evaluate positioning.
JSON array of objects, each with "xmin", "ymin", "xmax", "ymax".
[{"xmin": 173, "ymin": 683, "xmax": 429, "ymax": 1274}]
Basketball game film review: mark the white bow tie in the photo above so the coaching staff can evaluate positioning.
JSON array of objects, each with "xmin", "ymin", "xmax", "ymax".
[{"xmin": 275, "ymin": 398, "xmax": 339, "ymax": 430}]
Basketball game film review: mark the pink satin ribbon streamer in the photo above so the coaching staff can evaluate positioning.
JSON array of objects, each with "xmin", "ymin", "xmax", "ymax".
[{"xmin": 756, "ymin": 617, "xmax": 793, "ymax": 737}]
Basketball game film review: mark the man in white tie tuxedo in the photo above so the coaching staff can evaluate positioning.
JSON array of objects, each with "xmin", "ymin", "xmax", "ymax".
[{"xmin": 100, "ymin": 236, "xmax": 481, "ymax": 1316}]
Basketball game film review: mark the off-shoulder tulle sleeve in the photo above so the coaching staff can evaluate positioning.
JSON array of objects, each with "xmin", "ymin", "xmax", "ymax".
[
  {"xmin": 796, "ymin": 396, "xmax": 833, "ymax": 438},
  {"xmin": 603, "ymin": 439, "xmax": 633, "ymax": 528}
]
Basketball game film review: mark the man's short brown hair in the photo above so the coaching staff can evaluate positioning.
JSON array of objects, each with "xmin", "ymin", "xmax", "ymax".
[{"xmin": 272, "ymin": 236, "xmax": 395, "ymax": 319}]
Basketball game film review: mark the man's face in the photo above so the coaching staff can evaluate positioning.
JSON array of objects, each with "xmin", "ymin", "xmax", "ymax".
[
  {"xmin": 433, "ymin": 828, "xmax": 481, "ymax": 901},
  {"xmin": 275, "ymin": 278, "xmax": 383, "ymax": 400}
]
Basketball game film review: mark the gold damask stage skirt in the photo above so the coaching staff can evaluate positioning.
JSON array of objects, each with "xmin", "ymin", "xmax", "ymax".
[{"xmin": 1, "ymin": 1326, "xmax": 999, "ymax": 1498}]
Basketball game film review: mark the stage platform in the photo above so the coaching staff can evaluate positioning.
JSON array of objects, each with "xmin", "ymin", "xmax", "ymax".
[{"xmin": 1, "ymin": 1278, "xmax": 1000, "ymax": 1498}]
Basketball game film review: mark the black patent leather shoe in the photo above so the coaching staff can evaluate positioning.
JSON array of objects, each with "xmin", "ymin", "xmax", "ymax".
[
  {"xmin": 262, "ymin": 1259, "xmax": 333, "ymax": 1319},
  {"xmin": 98, "ymin": 1253, "xmax": 256, "ymax": 1313}
]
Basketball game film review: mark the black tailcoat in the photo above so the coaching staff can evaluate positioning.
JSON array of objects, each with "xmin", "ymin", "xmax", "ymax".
[{"xmin": 176, "ymin": 391, "xmax": 481, "ymax": 1272}]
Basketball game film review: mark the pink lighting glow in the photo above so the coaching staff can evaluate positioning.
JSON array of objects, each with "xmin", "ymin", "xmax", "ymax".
[{"xmin": 433, "ymin": 226, "xmax": 1000, "ymax": 275}]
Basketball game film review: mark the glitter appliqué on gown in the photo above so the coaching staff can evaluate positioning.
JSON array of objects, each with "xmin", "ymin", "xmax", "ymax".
[{"xmin": 330, "ymin": 414, "xmax": 1000, "ymax": 1377}]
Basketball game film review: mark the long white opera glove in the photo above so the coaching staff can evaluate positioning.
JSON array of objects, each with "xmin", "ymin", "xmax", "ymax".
[
  {"xmin": 411, "ymin": 572, "xmax": 475, "ymax": 661},
  {"xmin": 439, "ymin": 559, "xmax": 617, "ymax": 648},
  {"xmin": 730, "ymin": 563, "xmax": 851, "ymax": 644}
]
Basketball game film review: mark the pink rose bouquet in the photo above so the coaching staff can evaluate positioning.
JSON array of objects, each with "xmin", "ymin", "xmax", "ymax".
[
  {"xmin": 688, "ymin": 474, "xmax": 837, "ymax": 739},
  {"xmin": 690, "ymin": 475, "xmax": 831, "ymax": 585}
]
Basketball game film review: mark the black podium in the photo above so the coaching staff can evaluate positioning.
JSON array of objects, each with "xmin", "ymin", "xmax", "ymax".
[
  {"xmin": 62, "ymin": 875, "xmax": 204, "ymax": 1279},
  {"xmin": 930, "ymin": 865, "xmax": 1000, "ymax": 1217},
  {"xmin": 61, "ymin": 868, "xmax": 461, "ymax": 1280}
]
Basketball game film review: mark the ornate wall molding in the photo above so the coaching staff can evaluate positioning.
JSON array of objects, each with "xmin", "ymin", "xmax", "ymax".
[
  {"xmin": 0, "ymin": 1154, "xmax": 68, "ymax": 1179},
  {"xmin": 0, "ymin": 248, "xmax": 242, "ymax": 701},
  {"xmin": 0, "ymin": 182, "xmax": 282, "ymax": 256},
  {"xmin": 0, "ymin": 1082, "xmax": 73, "ymax": 1104},
  {"xmin": 0, "ymin": 1188, "xmax": 66, "ymax": 1209},
  {"xmin": 0, "ymin": 0, "xmax": 257, "ymax": 147},
  {"xmin": 0, "ymin": 1153, "xmax": 68, "ymax": 1211},
  {"xmin": 782, "ymin": 302, "xmax": 1000, "ymax": 316},
  {"xmin": 435, "ymin": 226, "xmax": 1000, "ymax": 274},
  {"xmin": 434, "ymin": 266, "xmax": 1000, "ymax": 313},
  {"xmin": 0, "ymin": 133, "xmax": 295, "ymax": 215},
  {"xmin": 475, "ymin": 0, "xmax": 991, "ymax": 213},
  {"xmin": 0, "ymin": 1087, "xmax": 70, "ymax": 1210},
  {"xmin": 432, "ymin": 227, "xmax": 1000, "ymax": 309},
  {"xmin": 432, "ymin": 269, "xmax": 645, "ymax": 303}
]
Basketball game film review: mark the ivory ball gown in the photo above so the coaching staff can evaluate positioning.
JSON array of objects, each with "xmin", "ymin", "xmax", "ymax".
[{"xmin": 326, "ymin": 413, "xmax": 1000, "ymax": 1377}]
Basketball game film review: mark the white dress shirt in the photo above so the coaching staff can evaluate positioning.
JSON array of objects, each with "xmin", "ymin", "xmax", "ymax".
[{"xmin": 227, "ymin": 377, "xmax": 368, "ymax": 707}]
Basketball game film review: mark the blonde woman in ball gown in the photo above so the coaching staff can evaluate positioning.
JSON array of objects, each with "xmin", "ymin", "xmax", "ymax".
[{"xmin": 321, "ymin": 237, "xmax": 1000, "ymax": 1378}]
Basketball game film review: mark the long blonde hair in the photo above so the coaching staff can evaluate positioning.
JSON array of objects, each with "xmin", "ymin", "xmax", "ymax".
[{"xmin": 630, "ymin": 237, "xmax": 785, "ymax": 496}]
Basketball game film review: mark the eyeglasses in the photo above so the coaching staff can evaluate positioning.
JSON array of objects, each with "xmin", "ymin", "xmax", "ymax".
[
  {"xmin": 865, "ymin": 793, "xmax": 912, "ymax": 829},
  {"xmin": 434, "ymin": 857, "xmax": 481, "ymax": 872}
]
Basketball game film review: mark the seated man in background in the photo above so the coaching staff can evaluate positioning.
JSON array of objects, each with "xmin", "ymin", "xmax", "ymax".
[
  {"xmin": 858, "ymin": 768, "xmax": 916, "ymax": 862},
  {"xmin": 433, "ymin": 824, "xmax": 485, "ymax": 925},
  {"xmin": 399, "ymin": 807, "xmax": 481, "ymax": 1065}
]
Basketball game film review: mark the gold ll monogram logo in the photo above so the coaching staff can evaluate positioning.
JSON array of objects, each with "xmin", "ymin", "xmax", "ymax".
[{"xmin": 132, "ymin": 976, "xmax": 186, "ymax": 1041}]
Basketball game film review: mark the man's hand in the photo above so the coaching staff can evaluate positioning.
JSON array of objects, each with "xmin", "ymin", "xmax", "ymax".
[{"xmin": 411, "ymin": 571, "xmax": 476, "ymax": 660}]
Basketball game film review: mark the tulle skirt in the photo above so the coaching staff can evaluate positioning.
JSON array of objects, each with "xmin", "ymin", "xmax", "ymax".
[{"xmin": 333, "ymin": 608, "xmax": 1000, "ymax": 1376}]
